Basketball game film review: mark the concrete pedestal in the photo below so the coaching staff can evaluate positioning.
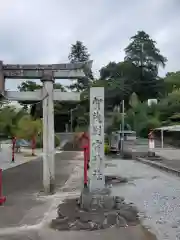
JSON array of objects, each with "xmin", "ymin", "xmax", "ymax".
[
  {"xmin": 80, "ymin": 188, "xmax": 124, "ymax": 212},
  {"xmin": 148, "ymin": 150, "xmax": 155, "ymax": 157}
]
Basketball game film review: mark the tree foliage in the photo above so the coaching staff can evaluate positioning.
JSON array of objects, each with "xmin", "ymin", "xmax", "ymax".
[
  {"xmin": 125, "ymin": 31, "xmax": 167, "ymax": 69},
  {"xmin": 0, "ymin": 104, "xmax": 26, "ymax": 137},
  {"xmin": 17, "ymin": 81, "xmax": 42, "ymax": 110},
  {"xmin": 16, "ymin": 115, "xmax": 42, "ymax": 140},
  {"xmin": 99, "ymin": 31, "xmax": 167, "ymax": 106},
  {"xmin": 8, "ymin": 30, "xmax": 180, "ymax": 137},
  {"xmin": 164, "ymin": 71, "xmax": 180, "ymax": 94},
  {"xmin": 68, "ymin": 40, "xmax": 93, "ymax": 92},
  {"xmin": 124, "ymin": 31, "xmax": 167, "ymax": 100}
]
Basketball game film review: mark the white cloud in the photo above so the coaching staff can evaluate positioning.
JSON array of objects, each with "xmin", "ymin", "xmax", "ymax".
[{"xmin": 0, "ymin": 0, "xmax": 179, "ymax": 89}]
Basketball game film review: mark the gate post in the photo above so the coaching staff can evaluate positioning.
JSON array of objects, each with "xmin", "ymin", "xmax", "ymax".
[
  {"xmin": 0, "ymin": 169, "xmax": 6, "ymax": 205},
  {"xmin": 83, "ymin": 145, "xmax": 88, "ymax": 188},
  {"xmin": 41, "ymin": 74, "xmax": 55, "ymax": 194}
]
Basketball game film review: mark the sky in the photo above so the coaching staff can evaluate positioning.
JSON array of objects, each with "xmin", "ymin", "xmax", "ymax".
[{"xmin": 1, "ymin": 0, "xmax": 180, "ymax": 90}]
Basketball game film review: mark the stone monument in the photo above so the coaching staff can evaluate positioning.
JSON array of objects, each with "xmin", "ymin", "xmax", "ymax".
[{"xmin": 89, "ymin": 87, "xmax": 105, "ymax": 192}]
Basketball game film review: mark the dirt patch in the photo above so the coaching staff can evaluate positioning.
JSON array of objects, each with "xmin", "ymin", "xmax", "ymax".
[
  {"xmin": 105, "ymin": 175, "xmax": 128, "ymax": 185},
  {"xmin": 51, "ymin": 197, "xmax": 139, "ymax": 231}
]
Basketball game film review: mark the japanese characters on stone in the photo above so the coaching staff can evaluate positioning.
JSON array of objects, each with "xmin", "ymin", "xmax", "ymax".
[
  {"xmin": 90, "ymin": 88, "xmax": 105, "ymax": 190},
  {"xmin": 91, "ymin": 96, "xmax": 104, "ymax": 179},
  {"xmin": 92, "ymin": 96, "xmax": 103, "ymax": 136}
]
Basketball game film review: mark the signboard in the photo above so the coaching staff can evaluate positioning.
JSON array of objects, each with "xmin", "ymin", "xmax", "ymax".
[
  {"xmin": 148, "ymin": 99, "xmax": 157, "ymax": 106},
  {"xmin": 89, "ymin": 87, "xmax": 105, "ymax": 192}
]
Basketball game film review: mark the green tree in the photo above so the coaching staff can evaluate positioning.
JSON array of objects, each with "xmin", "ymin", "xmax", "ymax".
[
  {"xmin": 16, "ymin": 115, "xmax": 42, "ymax": 140},
  {"xmin": 125, "ymin": 101, "xmax": 161, "ymax": 137},
  {"xmin": 68, "ymin": 40, "xmax": 93, "ymax": 91},
  {"xmin": 17, "ymin": 81, "xmax": 42, "ymax": 110},
  {"xmin": 164, "ymin": 71, "xmax": 180, "ymax": 94},
  {"xmin": 157, "ymin": 89, "xmax": 180, "ymax": 124},
  {"xmin": 0, "ymin": 105, "xmax": 26, "ymax": 137},
  {"xmin": 69, "ymin": 41, "xmax": 90, "ymax": 63},
  {"xmin": 18, "ymin": 81, "xmax": 42, "ymax": 92},
  {"xmin": 125, "ymin": 31, "xmax": 167, "ymax": 71},
  {"xmin": 18, "ymin": 80, "xmax": 68, "ymax": 119},
  {"xmin": 99, "ymin": 61, "xmax": 141, "ymax": 109},
  {"xmin": 124, "ymin": 31, "xmax": 167, "ymax": 100}
]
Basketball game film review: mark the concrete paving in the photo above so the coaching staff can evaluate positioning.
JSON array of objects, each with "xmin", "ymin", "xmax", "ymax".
[
  {"xmin": 125, "ymin": 139, "xmax": 180, "ymax": 171},
  {"xmin": 106, "ymin": 158, "xmax": 180, "ymax": 240},
  {"xmin": 0, "ymin": 151, "xmax": 158, "ymax": 240},
  {"xmin": 0, "ymin": 151, "xmax": 83, "ymax": 229},
  {"xmin": 0, "ymin": 226, "xmax": 155, "ymax": 240},
  {"xmin": 0, "ymin": 144, "xmax": 43, "ymax": 170}
]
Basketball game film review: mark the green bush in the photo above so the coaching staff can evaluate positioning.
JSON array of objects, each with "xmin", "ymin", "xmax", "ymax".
[
  {"xmin": 139, "ymin": 117, "xmax": 161, "ymax": 138},
  {"xmin": 104, "ymin": 143, "xmax": 110, "ymax": 155},
  {"xmin": 35, "ymin": 135, "xmax": 60, "ymax": 148}
]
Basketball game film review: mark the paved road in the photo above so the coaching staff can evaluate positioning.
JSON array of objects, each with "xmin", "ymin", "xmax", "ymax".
[
  {"xmin": 3, "ymin": 151, "xmax": 180, "ymax": 239},
  {"xmin": 0, "ymin": 144, "xmax": 44, "ymax": 170},
  {"xmin": 125, "ymin": 139, "xmax": 180, "ymax": 171},
  {"xmin": 0, "ymin": 151, "xmax": 82, "ymax": 229},
  {"xmin": 105, "ymin": 158, "xmax": 180, "ymax": 240},
  {"xmin": 0, "ymin": 153, "xmax": 157, "ymax": 240},
  {"xmin": 0, "ymin": 226, "xmax": 156, "ymax": 240}
]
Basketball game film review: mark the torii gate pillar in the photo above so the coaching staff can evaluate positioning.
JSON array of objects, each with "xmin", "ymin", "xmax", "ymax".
[{"xmin": 41, "ymin": 74, "xmax": 55, "ymax": 193}]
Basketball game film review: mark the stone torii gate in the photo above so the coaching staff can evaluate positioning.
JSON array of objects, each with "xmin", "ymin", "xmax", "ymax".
[{"xmin": 0, "ymin": 60, "xmax": 92, "ymax": 193}]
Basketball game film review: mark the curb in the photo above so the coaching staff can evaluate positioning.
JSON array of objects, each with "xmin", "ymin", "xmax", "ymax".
[{"xmin": 135, "ymin": 157, "xmax": 180, "ymax": 177}]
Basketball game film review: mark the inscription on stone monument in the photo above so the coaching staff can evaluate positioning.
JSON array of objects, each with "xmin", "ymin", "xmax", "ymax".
[{"xmin": 90, "ymin": 87, "xmax": 105, "ymax": 191}]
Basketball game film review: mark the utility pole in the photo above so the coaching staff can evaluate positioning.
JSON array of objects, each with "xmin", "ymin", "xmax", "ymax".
[
  {"xmin": 70, "ymin": 109, "xmax": 73, "ymax": 132},
  {"xmin": 121, "ymin": 69, "xmax": 125, "ymax": 154},
  {"xmin": 140, "ymin": 43, "xmax": 144, "ymax": 82},
  {"xmin": 121, "ymin": 99, "xmax": 125, "ymax": 153}
]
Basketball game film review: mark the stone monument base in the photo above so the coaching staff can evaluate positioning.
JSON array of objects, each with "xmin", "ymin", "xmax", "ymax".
[
  {"xmin": 148, "ymin": 150, "xmax": 155, "ymax": 157},
  {"xmin": 80, "ymin": 187, "xmax": 116, "ymax": 211},
  {"xmin": 51, "ymin": 190, "xmax": 139, "ymax": 231}
]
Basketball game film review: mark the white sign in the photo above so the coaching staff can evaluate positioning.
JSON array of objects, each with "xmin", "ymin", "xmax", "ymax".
[
  {"xmin": 149, "ymin": 139, "xmax": 155, "ymax": 149},
  {"xmin": 89, "ymin": 87, "xmax": 105, "ymax": 192},
  {"xmin": 148, "ymin": 99, "xmax": 157, "ymax": 106}
]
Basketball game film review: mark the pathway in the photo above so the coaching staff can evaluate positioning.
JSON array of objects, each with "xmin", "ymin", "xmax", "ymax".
[
  {"xmin": 106, "ymin": 157, "xmax": 180, "ymax": 240},
  {"xmin": 0, "ymin": 152, "xmax": 157, "ymax": 240},
  {"xmin": 0, "ymin": 152, "xmax": 83, "ymax": 229}
]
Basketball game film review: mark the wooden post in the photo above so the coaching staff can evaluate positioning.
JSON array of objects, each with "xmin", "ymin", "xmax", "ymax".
[
  {"xmin": 31, "ymin": 136, "xmax": 36, "ymax": 156},
  {"xmin": 12, "ymin": 136, "xmax": 16, "ymax": 162}
]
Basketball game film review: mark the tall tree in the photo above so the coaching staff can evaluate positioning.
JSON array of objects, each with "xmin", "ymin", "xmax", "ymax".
[
  {"xmin": 69, "ymin": 41, "xmax": 90, "ymax": 63},
  {"xmin": 124, "ymin": 31, "xmax": 167, "ymax": 100},
  {"xmin": 68, "ymin": 41, "xmax": 93, "ymax": 91},
  {"xmin": 125, "ymin": 31, "xmax": 167, "ymax": 71}
]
